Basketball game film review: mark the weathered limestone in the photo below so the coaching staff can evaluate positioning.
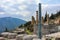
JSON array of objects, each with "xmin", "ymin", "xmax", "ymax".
[
  {"xmin": 54, "ymin": 17, "xmax": 60, "ymax": 24},
  {"xmin": 8, "ymin": 39, "xmax": 16, "ymax": 40},
  {"xmin": 42, "ymin": 32, "xmax": 60, "ymax": 40},
  {"xmin": 0, "ymin": 37, "xmax": 5, "ymax": 40},
  {"xmin": 13, "ymin": 28, "xmax": 25, "ymax": 34},
  {"xmin": 33, "ymin": 11, "xmax": 39, "ymax": 35},
  {"xmin": 34, "ymin": 24, "xmax": 37, "ymax": 34},
  {"xmin": 31, "ymin": 16, "xmax": 37, "ymax": 34},
  {"xmin": 33, "ymin": 38, "xmax": 41, "ymax": 40},
  {"xmin": 8, "ymin": 33, "xmax": 17, "ymax": 39},
  {"xmin": 1, "ymin": 32, "xmax": 10, "ymax": 38},
  {"xmin": 23, "ymin": 35, "xmax": 38, "ymax": 40},
  {"xmin": 36, "ymin": 11, "xmax": 38, "ymax": 25},
  {"xmin": 46, "ymin": 13, "xmax": 49, "ymax": 25},
  {"xmin": 31, "ymin": 16, "xmax": 36, "ymax": 25},
  {"xmin": 16, "ymin": 34, "xmax": 27, "ymax": 40},
  {"xmin": 23, "ymin": 35, "xmax": 33, "ymax": 40}
]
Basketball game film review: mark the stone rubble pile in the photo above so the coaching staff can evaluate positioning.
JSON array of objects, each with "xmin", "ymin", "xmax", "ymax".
[{"xmin": 0, "ymin": 32, "xmax": 41, "ymax": 40}]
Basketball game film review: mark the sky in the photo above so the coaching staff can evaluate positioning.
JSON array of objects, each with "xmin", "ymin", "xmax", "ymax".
[{"xmin": 0, "ymin": 0, "xmax": 60, "ymax": 21}]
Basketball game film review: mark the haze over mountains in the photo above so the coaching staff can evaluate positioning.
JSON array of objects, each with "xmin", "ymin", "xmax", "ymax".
[{"xmin": 0, "ymin": 17, "xmax": 26, "ymax": 33}]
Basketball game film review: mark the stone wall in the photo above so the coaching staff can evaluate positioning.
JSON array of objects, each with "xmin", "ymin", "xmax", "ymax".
[{"xmin": 42, "ymin": 24, "xmax": 58, "ymax": 35}]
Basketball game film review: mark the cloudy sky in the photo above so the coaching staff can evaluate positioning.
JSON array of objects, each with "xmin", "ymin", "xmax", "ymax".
[{"xmin": 0, "ymin": 0, "xmax": 60, "ymax": 21}]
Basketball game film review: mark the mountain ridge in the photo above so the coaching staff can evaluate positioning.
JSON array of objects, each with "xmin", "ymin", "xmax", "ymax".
[{"xmin": 0, "ymin": 17, "xmax": 26, "ymax": 33}]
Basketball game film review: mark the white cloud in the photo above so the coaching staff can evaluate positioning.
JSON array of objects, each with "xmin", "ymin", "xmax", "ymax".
[
  {"xmin": 10, "ymin": 8, "xmax": 17, "ymax": 12},
  {"xmin": 48, "ymin": 4, "xmax": 60, "ymax": 6},
  {"xmin": 18, "ymin": 5, "xmax": 27, "ymax": 10},
  {"xmin": 24, "ymin": 0, "xmax": 40, "ymax": 5},
  {"xmin": 1, "ymin": 0, "xmax": 16, "ymax": 4},
  {"xmin": 0, "ymin": 0, "xmax": 39, "ymax": 21},
  {"xmin": 16, "ymin": 11, "xmax": 30, "ymax": 17},
  {"xmin": 42, "ymin": 4, "xmax": 48, "ymax": 10},
  {"xmin": 0, "ymin": 0, "xmax": 25, "ymax": 4},
  {"xmin": 23, "ymin": 0, "xmax": 32, "ymax": 4},
  {"xmin": 42, "ymin": 4, "xmax": 60, "ymax": 10},
  {"xmin": 0, "ymin": 12, "xmax": 5, "ymax": 14},
  {"xmin": 4, "ymin": 0, "xmax": 11, "ymax": 2},
  {"xmin": 35, "ymin": 0, "xmax": 40, "ymax": 4},
  {"xmin": 16, "ymin": 0, "xmax": 25, "ymax": 4},
  {"xmin": 1, "ymin": 5, "xmax": 9, "ymax": 9},
  {"xmin": 47, "ymin": 0, "xmax": 52, "ymax": 2}
]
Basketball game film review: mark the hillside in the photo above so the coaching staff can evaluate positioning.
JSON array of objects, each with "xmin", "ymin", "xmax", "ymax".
[
  {"xmin": 50, "ymin": 11, "xmax": 60, "ymax": 19},
  {"xmin": 0, "ymin": 17, "xmax": 26, "ymax": 33}
]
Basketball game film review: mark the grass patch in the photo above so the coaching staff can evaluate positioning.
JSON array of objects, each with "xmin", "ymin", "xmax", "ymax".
[{"xmin": 26, "ymin": 29, "xmax": 32, "ymax": 35}]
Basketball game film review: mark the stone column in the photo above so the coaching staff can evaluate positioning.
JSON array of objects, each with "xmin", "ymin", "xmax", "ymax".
[
  {"xmin": 36, "ymin": 11, "xmax": 38, "ymax": 25},
  {"xmin": 31, "ymin": 16, "xmax": 36, "ymax": 34},
  {"xmin": 38, "ymin": 3, "xmax": 42, "ymax": 39},
  {"xmin": 47, "ymin": 14, "xmax": 49, "ymax": 24},
  {"xmin": 31, "ymin": 16, "xmax": 35, "ymax": 25}
]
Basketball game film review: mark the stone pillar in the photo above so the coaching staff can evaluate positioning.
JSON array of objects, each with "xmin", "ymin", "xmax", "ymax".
[
  {"xmin": 31, "ymin": 16, "xmax": 35, "ymax": 25},
  {"xmin": 34, "ymin": 24, "xmax": 38, "ymax": 34},
  {"xmin": 33, "ymin": 11, "xmax": 39, "ymax": 35},
  {"xmin": 31, "ymin": 16, "xmax": 36, "ymax": 34},
  {"xmin": 38, "ymin": 3, "xmax": 42, "ymax": 39},
  {"xmin": 36, "ymin": 11, "xmax": 38, "ymax": 25},
  {"xmin": 47, "ymin": 14, "xmax": 49, "ymax": 24}
]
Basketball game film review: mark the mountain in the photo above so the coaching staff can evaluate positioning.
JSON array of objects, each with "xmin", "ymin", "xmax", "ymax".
[{"xmin": 0, "ymin": 17, "xmax": 26, "ymax": 33}]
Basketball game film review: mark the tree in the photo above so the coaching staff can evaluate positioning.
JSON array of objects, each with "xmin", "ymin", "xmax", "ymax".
[
  {"xmin": 19, "ymin": 24, "xmax": 23, "ymax": 28},
  {"xmin": 55, "ymin": 11, "xmax": 60, "ymax": 17},
  {"xmin": 4, "ymin": 27, "xmax": 9, "ymax": 32},
  {"xmin": 50, "ymin": 13, "xmax": 55, "ymax": 19},
  {"xmin": 50, "ymin": 11, "xmax": 60, "ymax": 19},
  {"xmin": 18, "ymin": 21, "xmax": 31, "ymax": 28},
  {"xmin": 24, "ymin": 21, "xmax": 31, "ymax": 27},
  {"xmin": 44, "ymin": 12, "xmax": 47, "ymax": 22},
  {"xmin": 24, "ymin": 21, "xmax": 33, "ymax": 32}
]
